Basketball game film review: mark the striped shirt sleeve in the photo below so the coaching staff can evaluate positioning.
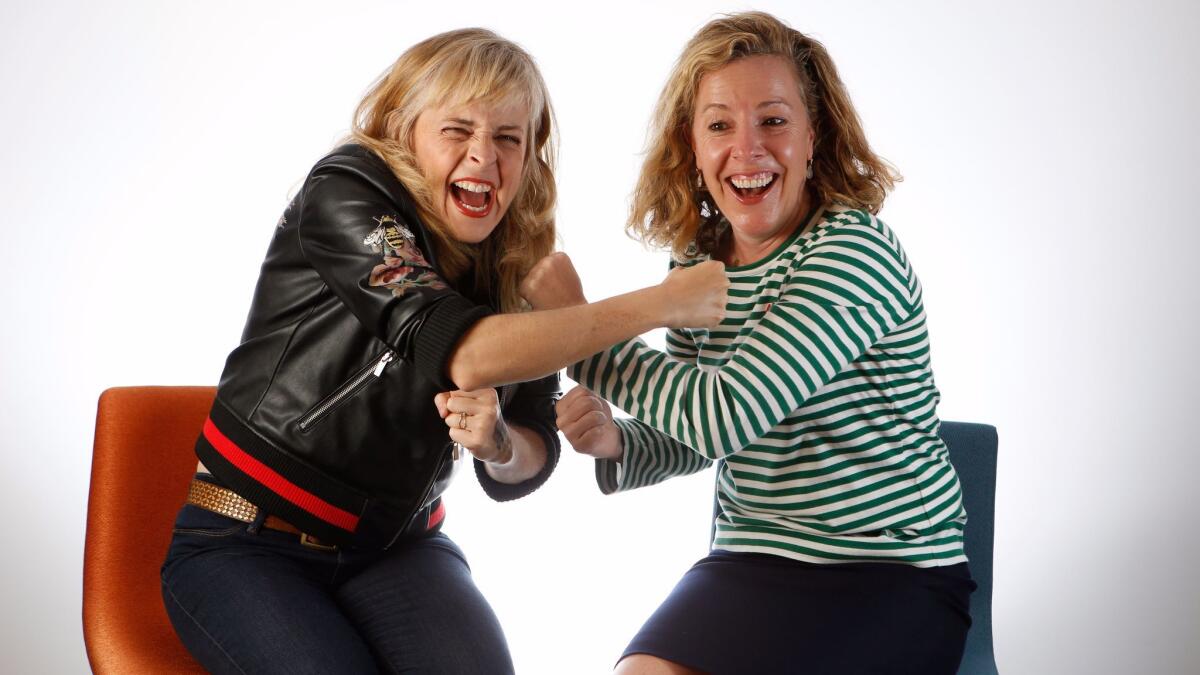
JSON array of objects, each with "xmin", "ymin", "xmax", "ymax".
[
  {"xmin": 596, "ymin": 418, "xmax": 714, "ymax": 493},
  {"xmin": 571, "ymin": 223, "xmax": 916, "ymax": 460},
  {"xmin": 595, "ymin": 328, "xmax": 712, "ymax": 493}
]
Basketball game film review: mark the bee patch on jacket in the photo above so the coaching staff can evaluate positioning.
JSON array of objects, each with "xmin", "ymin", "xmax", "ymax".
[{"xmin": 364, "ymin": 215, "xmax": 447, "ymax": 294}]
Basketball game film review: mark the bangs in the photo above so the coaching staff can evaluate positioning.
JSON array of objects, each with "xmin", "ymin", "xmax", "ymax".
[{"xmin": 420, "ymin": 44, "xmax": 544, "ymax": 123}]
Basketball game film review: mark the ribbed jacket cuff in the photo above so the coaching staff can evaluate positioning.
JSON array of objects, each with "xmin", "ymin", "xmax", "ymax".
[
  {"xmin": 473, "ymin": 420, "xmax": 560, "ymax": 502},
  {"xmin": 410, "ymin": 295, "xmax": 493, "ymax": 391}
]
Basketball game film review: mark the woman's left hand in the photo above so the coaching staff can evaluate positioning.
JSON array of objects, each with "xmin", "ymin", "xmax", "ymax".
[
  {"xmin": 434, "ymin": 388, "xmax": 513, "ymax": 464},
  {"xmin": 520, "ymin": 252, "xmax": 587, "ymax": 310}
]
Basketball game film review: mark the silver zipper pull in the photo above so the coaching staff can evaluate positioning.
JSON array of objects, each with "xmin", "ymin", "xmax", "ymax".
[{"xmin": 373, "ymin": 351, "xmax": 395, "ymax": 377}]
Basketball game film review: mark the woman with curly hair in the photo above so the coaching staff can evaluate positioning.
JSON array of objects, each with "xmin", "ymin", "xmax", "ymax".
[{"xmin": 527, "ymin": 12, "xmax": 976, "ymax": 674}]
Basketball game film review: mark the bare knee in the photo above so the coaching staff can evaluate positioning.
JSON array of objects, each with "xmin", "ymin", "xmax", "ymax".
[{"xmin": 615, "ymin": 653, "xmax": 705, "ymax": 675}]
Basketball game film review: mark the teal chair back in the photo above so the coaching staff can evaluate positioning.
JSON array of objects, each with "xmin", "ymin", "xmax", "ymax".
[{"xmin": 939, "ymin": 421, "xmax": 999, "ymax": 674}]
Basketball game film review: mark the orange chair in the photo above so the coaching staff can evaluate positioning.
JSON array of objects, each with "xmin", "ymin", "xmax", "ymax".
[{"xmin": 83, "ymin": 386, "xmax": 215, "ymax": 674}]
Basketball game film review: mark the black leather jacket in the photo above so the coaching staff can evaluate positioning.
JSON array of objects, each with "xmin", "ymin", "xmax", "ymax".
[{"xmin": 196, "ymin": 144, "xmax": 560, "ymax": 549}]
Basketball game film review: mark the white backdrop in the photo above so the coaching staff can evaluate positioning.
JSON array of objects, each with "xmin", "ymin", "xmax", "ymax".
[{"xmin": 3, "ymin": 1, "xmax": 1198, "ymax": 673}]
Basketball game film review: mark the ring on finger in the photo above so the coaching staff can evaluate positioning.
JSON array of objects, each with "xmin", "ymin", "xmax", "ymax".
[{"xmin": 458, "ymin": 412, "xmax": 470, "ymax": 430}]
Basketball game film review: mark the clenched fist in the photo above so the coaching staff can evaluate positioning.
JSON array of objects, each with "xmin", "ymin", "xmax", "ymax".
[
  {"xmin": 434, "ymin": 388, "xmax": 513, "ymax": 464},
  {"xmin": 555, "ymin": 385, "xmax": 622, "ymax": 461},
  {"xmin": 520, "ymin": 252, "xmax": 587, "ymax": 311},
  {"xmin": 659, "ymin": 260, "xmax": 729, "ymax": 329}
]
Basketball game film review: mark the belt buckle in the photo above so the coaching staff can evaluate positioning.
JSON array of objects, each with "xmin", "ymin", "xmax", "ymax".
[{"xmin": 300, "ymin": 533, "xmax": 337, "ymax": 551}]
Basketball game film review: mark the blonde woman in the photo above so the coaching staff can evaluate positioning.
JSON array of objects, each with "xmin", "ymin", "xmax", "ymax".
[
  {"xmin": 160, "ymin": 29, "xmax": 727, "ymax": 674},
  {"xmin": 528, "ymin": 12, "xmax": 976, "ymax": 674}
]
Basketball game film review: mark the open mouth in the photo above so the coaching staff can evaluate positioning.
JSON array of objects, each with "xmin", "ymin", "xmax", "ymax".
[
  {"xmin": 727, "ymin": 172, "xmax": 777, "ymax": 204},
  {"xmin": 450, "ymin": 179, "xmax": 494, "ymax": 218}
]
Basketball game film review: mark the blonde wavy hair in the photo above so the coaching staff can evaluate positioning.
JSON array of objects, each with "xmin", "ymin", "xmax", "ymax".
[
  {"xmin": 350, "ymin": 28, "xmax": 556, "ymax": 312},
  {"xmin": 630, "ymin": 11, "xmax": 900, "ymax": 258}
]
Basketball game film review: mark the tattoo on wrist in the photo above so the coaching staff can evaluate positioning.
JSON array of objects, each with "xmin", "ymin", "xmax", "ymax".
[{"xmin": 490, "ymin": 422, "xmax": 514, "ymax": 465}]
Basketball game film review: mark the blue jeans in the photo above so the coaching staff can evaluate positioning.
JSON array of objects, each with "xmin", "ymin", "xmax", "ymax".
[{"xmin": 161, "ymin": 504, "xmax": 514, "ymax": 674}]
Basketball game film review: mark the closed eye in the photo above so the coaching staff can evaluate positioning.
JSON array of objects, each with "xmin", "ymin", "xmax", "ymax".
[{"xmin": 443, "ymin": 127, "xmax": 471, "ymax": 140}]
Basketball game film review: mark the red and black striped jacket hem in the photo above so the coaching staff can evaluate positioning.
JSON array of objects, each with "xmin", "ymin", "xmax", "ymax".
[{"xmin": 196, "ymin": 398, "xmax": 446, "ymax": 548}]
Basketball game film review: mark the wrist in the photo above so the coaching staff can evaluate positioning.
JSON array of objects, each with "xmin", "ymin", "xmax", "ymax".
[
  {"xmin": 637, "ymin": 284, "xmax": 673, "ymax": 329},
  {"xmin": 608, "ymin": 424, "xmax": 626, "ymax": 462},
  {"xmin": 485, "ymin": 420, "xmax": 515, "ymax": 466},
  {"xmin": 486, "ymin": 445, "xmax": 514, "ymax": 466},
  {"xmin": 565, "ymin": 290, "xmax": 588, "ymax": 307}
]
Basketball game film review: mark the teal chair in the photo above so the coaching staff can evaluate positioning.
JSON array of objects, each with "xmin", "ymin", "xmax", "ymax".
[
  {"xmin": 939, "ymin": 421, "xmax": 999, "ymax": 675},
  {"xmin": 709, "ymin": 421, "xmax": 999, "ymax": 674}
]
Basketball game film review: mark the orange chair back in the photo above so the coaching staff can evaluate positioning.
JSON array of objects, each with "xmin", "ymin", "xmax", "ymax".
[{"xmin": 83, "ymin": 386, "xmax": 215, "ymax": 674}]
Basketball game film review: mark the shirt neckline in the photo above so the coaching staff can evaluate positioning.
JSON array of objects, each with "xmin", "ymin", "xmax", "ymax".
[{"xmin": 722, "ymin": 202, "xmax": 824, "ymax": 273}]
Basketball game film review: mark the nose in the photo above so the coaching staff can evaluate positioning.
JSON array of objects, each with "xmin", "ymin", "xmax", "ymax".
[
  {"xmin": 730, "ymin": 124, "xmax": 764, "ymax": 161},
  {"xmin": 468, "ymin": 134, "xmax": 498, "ymax": 166}
]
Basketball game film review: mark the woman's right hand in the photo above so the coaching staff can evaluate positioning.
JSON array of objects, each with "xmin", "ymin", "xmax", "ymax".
[
  {"xmin": 658, "ymin": 260, "xmax": 729, "ymax": 328},
  {"xmin": 555, "ymin": 385, "xmax": 623, "ymax": 461}
]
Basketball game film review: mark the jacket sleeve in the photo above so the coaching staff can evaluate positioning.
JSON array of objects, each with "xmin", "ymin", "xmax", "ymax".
[
  {"xmin": 295, "ymin": 156, "xmax": 491, "ymax": 392},
  {"xmin": 473, "ymin": 372, "xmax": 562, "ymax": 501}
]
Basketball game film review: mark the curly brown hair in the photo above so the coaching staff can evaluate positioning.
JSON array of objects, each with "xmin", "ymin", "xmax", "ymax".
[
  {"xmin": 629, "ymin": 12, "xmax": 899, "ymax": 258},
  {"xmin": 350, "ymin": 28, "xmax": 556, "ymax": 312}
]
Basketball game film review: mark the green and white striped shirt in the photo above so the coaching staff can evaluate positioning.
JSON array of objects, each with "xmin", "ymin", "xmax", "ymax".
[{"xmin": 570, "ymin": 205, "xmax": 967, "ymax": 567}]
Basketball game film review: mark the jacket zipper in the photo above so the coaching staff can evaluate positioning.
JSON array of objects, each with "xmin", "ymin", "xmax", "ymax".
[
  {"xmin": 384, "ymin": 446, "xmax": 450, "ymax": 549},
  {"xmin": 298, "ymin": 350, "xmax": 396, "ymax": 432}
]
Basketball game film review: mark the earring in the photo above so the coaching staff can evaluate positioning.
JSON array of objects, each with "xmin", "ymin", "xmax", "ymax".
[
  {"xmin": 805, "ymin": 158, "xmax": 813, "ymax": 180},
  {"xmin": 695, "ymin": 170, "xmax": 705, "ymax": 190}
]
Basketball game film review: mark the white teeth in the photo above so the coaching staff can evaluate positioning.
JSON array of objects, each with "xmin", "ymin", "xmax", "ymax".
[
  {"xmin": 460, "ymin": 202, "xmax": 488, "ymax": 213},
  {"xmin": 452, "ymin": 180, "xmax": 492, "ymax": 193},
  {"xmin": 730, "ymin": 173, "xmax": 774, "ymax": 189}
]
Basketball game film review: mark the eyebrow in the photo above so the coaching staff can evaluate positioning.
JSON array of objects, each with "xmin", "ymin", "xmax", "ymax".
[
  {"xmin": 446, "ymin": 117, "xmax": 525, "ymax": 133},
  {"xmin": 699, "ymin": 99, "xmax": 794, "ymax": 114}
]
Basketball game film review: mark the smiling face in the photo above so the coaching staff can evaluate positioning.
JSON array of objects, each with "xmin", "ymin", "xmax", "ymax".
[
  {"xmin": 411, "ymin": 98, "xmax": 531, "ymax": 244},
  {"xmin": 691, "ymin": 55, "xmax": 815, "ymax": 251}
]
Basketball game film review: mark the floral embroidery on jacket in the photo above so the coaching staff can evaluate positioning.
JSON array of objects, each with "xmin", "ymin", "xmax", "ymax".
[{"xmin": 364, "ymin": 215, "xmax": 447, "ymax": 295}]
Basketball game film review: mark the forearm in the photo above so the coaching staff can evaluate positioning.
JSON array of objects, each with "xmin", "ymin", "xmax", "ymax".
[
  {"xmin": 573, "ymin": 295, "xmax": 905, "ymax": 459},
  {"xmin": 448, "ymin": 286, "xmax": 667, "ymax": 391},
  {"xmin": 483, "ymin": 423, "xmax": 548, "ymax": 485},
  {"xmin": 571, "ymin": 335, "xmax": 788, "ymax": 460}
]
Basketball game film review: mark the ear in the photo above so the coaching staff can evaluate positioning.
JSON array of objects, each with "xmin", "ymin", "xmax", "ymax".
[
  {"xmin": 684, "ymin": 126, "xmax": 701, "ymax": 175},
  {"xmin": 683, "ymin": 123, "xmax": 697, "ymax": 156}
]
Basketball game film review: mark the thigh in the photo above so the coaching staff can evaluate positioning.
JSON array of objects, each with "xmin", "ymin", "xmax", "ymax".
[
  {"xmin": 615, "ymin": 653, "xmax": 705, "ymax": 675},
  {"xmin": 336, "ymin": 534, "xmax": 513, "ymax": 675},
  {"xmin": 622, "ymin": 551, "xmax": 973, "ymax": 675},
  {"xmin": 830, "ymin": 562, "xmax": 975, "ymax": 675},
  {"xmin": 161, "ymin": 505, "xmax": 380, "ymax": 675}
]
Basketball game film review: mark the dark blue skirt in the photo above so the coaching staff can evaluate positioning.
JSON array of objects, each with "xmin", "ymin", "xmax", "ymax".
[{"xmin": 622, "ymin": 550, "xmax": 975, "ymax": 674}]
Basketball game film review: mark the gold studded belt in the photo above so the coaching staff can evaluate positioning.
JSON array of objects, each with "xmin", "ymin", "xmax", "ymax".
[{"xmin": 186, "ymin": 478, "xmax": 337, "ymax": 550}]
